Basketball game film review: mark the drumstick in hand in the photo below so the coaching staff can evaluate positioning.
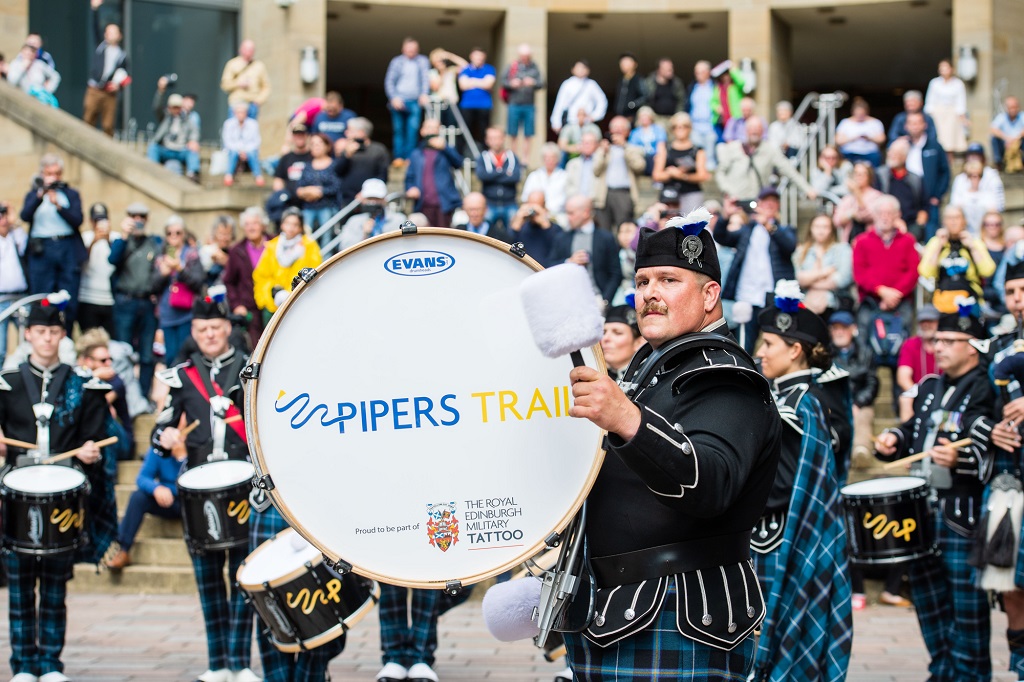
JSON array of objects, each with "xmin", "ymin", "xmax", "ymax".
[
  {"xmin": 1, "ymin": 436, "xmax": 40, "ymax": 450},
  {"xmin": 881, "ymin": 437, "xmax": 973, "ymax": 470},
  {"xmin": 177, "ymin": 419, "xmax": 202, "ymax": 440},
  {"xmin": 42, "ymin": 436, "xmax": 120, "ymax": 465}
]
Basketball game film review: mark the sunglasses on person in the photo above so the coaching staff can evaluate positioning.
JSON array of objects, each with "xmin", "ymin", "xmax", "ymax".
[
  {"xmin": 166, "ymin": 229, "xmax": 184, "ymax": 236},
  {"xmin": 89, "ymin": 354, "xmax": 112, "ymax": 364}
]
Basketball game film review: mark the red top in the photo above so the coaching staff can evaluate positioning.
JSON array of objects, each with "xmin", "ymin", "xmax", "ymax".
[
  {"xmin": 851, "ymin": 228, "xmax": 921, "ymax": 301},
  {"xmin": 897, "ymin": 336, "xmax": 939, "ymax": 384}
]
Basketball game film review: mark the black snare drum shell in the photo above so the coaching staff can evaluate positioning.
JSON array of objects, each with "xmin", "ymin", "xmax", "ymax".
[
  {"xmin": 1, "ymin": 481, "xmax": 89, "ymax": 556},
  {"xmin": 842, "ymin": 481, "xmax": 936, "ymax": 565},
  {"xmin": 178, "ymin": 481, "xmax": 251, "ymax": 552}
]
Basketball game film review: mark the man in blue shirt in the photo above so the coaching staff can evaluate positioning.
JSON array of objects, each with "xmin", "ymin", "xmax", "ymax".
[
  {"xmin": 457, "ymin": 47, "xmax": 496, "ymax": 151},
  {"xmin": 312, "ymin": 91, "xmax": 356, "ymax": 150},
  {"xmin": 991, "ymin": 96, "xmax": 1024, "ymax": 170},
  {"xmin": 384, "ymin": 38, "xmax": 430, "ymax": 166}
]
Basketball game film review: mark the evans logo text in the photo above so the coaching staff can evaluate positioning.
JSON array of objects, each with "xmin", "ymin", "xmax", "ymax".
[{"xmin": 384, "ymin": 251, "xmax": 455, "ymax": 277}]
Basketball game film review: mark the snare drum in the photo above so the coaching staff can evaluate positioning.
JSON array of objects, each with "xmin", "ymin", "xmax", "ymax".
[
  {"xmin": 238, "ymin": 528, "xmax": 379, "ymax": 652},
  {"xmin": 177, "ymin": 459, "xmax": 254, "ymax": 552},
  {"xmin": 841, "ymin": 476, "xmax": 936, "ymax": 565},
  {"xmin": 1, "ymin": 465, "xmax": 90, "ymax": 555},
  {"xmin": 245, "ymin": 229, "xmax": 605, "ymax": 589}
]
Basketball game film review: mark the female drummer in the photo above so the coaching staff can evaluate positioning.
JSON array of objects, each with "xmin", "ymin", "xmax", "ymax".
[
  {"xmin": 600, "ymin": 304, "xmax": 644, "ymax": 381},
  {"xmin": 750, "ymin": 280, "xmax": 853, "ymax": 681}
]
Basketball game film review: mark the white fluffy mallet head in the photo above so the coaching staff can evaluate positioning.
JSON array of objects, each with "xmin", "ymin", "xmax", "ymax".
[
  {"xmin": 520, "ymin": 263, "xmax": 604, "ymax": 359},
  {"xmin": 482, "ymin": 577, "xmax": 542, "ymax": 642},
  {"xmin": 731, "ymin": 300, "xmax": 753, "ymax": 325}
]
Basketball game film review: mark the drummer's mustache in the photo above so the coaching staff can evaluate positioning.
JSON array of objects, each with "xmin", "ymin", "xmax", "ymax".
[{"xmin": 640, "ymin": 302, "xmax": 668, "ymax": 317}]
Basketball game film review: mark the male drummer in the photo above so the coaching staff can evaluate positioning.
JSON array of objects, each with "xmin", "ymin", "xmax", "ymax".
[
  {"xmin": 875, "ymin": 301, "xmax": 996, "ymax": 682},
  {"xmin": 0, "ymin": 295, "xmax": 110, "ymax": 682},
  {"xmin": 152, "ymin": 291, "xmax": 257, "ymax": 682},
  {"xmin": 564, "ymin": 217, "xmax": 783, "ymax": 680}
]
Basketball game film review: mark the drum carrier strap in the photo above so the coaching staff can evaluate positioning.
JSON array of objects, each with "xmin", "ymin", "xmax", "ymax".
[{"xmin": 618, "ymin": 332, "xmax": 757, "ymax": 398}]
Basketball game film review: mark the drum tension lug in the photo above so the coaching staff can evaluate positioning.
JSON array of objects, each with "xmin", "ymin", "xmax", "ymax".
[
  {"xmin": 509, "ymin": 242, "xmax": 527, "ymax": 258},
  {"xmin": 254, "ymin": 474, "xmax": 275, "ymax": 491},
  {"xmin": 323, "ymin": 555, "xmax": 353, "ymax": 574},
  {"xmin": 292, "ymin": 267, "xmax": 319, "ymax": 290},
  {"xmin": 400, "ymin": 221, "xmax": 418, "ymax": 235},
  {"xmin": 445, "ymin": 580, "xmax": 463, "ymax": 596},
  {"xmin": 240, "ymin": 362, "xmax": 260, "ymax": 382},
  {"xmin": 544, "ymin": 531, "xmax": 561, "ymax": 549}
]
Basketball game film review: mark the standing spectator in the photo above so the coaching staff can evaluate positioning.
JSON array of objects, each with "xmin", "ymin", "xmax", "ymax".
[
  {"xmin": 0, "ymin": 201, "xmax": 28, "ymax": 368},
  {"xmin": 153, "ymin": 216, "xmax": 204, "ymax": 365},
  {"xmin": 510, "ymin": 190, "xmax": 557, "ymax": 267},
  {"xmin": 337, "ymin": 178, "xmax": 406, "ymax": 251},
  {"xmin": 793, "ymin": 213, "xmax": 853, "ymax": 315},
  {"xmin": 79, "ymin": 202, "xmax": 120, "ymax": 336},
  {"xmin": 828, "ymin": 311, "xmax": 879, "ymax": 466},
  {"xmin": 768, "ymin": 100, "xmax": 805, "ymax": 158},
  {"xmin": 272, "ymin": 123, "xmax": 313, "ymax": 195},
  {"xmin": 924, "ymin": 58, "xmax": 969, "ymax": 161},
  {"xmin": 476, "ymin": 127, "xmax": 521, "ymax": 234},
  {"xmin": 875, "ymin": 138, "xmax": 928, "ymax": 240},
  {"xmin": 199, "ymin": 216, "xmax": 235, "ymax": 287},
  {"xmin": 109, "ymin": 202, "xmax": 161, "ymax": 399},
  {"xmin": 716, "ymin": 118, "xmax": 817, "ymax": 201},
  {"xmin": 384, "ymin": 37, "xmax": 431, "ymax": 167},
  {"xmin": 520, "ymin": 142, "xmax": 568, "ymax": 218},
  {"xmin": 591, "ymin": 116, "xmax": 646, "ymax": 231},
  {"xmin": 896, "ymin": 305, "xmax": 940, "ymax": 419},
  {"xmin": 810, "ymin": 145, "xmax": 852, "ymax": 199},
  {"xmin": 405, "ymin": 118, "xmax": 463, "ymax": 228},
  {"xmin": 312, "ymin": 91, "xmax": 356, "ymax": 146},
  {"xmin": 990, "ymin": 96, "xmax": 1024, "ymax": 171},
  {"xmin": 23, "ymin": 33, "xmax": 55, "ymax": 70},
  {"xmin": 427, "ymin": 47, "xmax": 466, "ymax": 127},
  {"xmin": 564, "ymin": 130, "xmax": 600, "ymax": 206},
  {"xmin": 710, "ymin": 60, "xmax": 747, "ymax": 137},
  {"xmin": 549, "ymin": 60, "xmax": 607, "ymax": 134},
  {"xmin": 950, "ymin": 159, "xmax": 1001, "ymax": 235},
  {"xmin": 19, "ymin": 153, "xmax": 86, "ymax": 333},
  {"xmin": 980, "ymin": 211, "xmax": 1008, "ymax": 316},
  {"xmin": 296, "ymin": 133, "xmax": 341, "ymax": 243},
  {"xmin": 832, "ymin": 162, "xmax": 883, "ymax": 243},
  {"xmin": 651, "ymin": 112, "xmax": 709, "ymax": 216},
  {"xmin": 628, "ymin": 106, "xmax": 667, "ymax": 176},
  {"xmin": 713, "ymin": 186, "xmax": 797, "ymax": 352},
  {"xmin": 887, "ymin": 90, "xmax": 936, "ymax": 143},
  {"xmin": 220, "ymin": 39, "xmax": 271, "ymax": 119},
  {"xmin": 851, "ymin": 195, "xmax": 920, "ymax": 342},
  {"xmin": 6, "ymin": 42, "xmax": 60, "ymax": 100},
  {"xmin": 919, "ymin": 204, "xmax": 996, "ymax": 311},
  {"xmin": 253, "ymin": 209, "xmax": 322, "ymax": 321},
  {"xmin": 222, "ymin": 207, "xmax": 269, "ymax": 345},
  {"xmin": 556, "ymin": 108, "xmax": 602, "ymax": 162},
  {"xmin": 457, "ymin": 47, "xmax": 496, "ymax": 150},
  {"xmin": 644, "ymin": 58, "xmax": 687, "ymax": 132},
  {"xmin": 612, "ymin": 52, "xmax": 647, "ymax": 120},
  {"xmin": 835, "ymin": 97, "xmax": 886, "ymax": 167},
  {"xmin": 503, "ymin": 43, "xmax": 543, "ymax": 161},
  {"xmin": 147, "ymin": 93, "xmax": 201, "ymax": 182},
  {"xmin": 722, "ymin": 97, "xmax": 765, "ymax": 143},
  {"xmin": 547, "ymin": 195, "xmax": 620, "ymax": 306},
  {"xmin": 221, "ymin": 101, "xmax": 264, "ymax": 187},
  {"xmin": 83, "ymin": 0, "xmax": 129, "ymax": 137},
  {"xmin": 333, "ymin": 117, "xmax": 390, "ymax": 206},
  {"xmin": 454, "ymin": 192, "xmax": 510, "ymax": 243},
  {"xmin": 904, "ymin": 111, "xmax": 951, "ymax": 240},
  {"xmin": 688, "ymin": 59, "xmax": 717, "ymax": 169}
]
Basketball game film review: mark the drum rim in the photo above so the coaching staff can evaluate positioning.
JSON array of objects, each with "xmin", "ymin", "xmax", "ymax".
[
  {"xmin": 244, "ymin": 228, "xmax": 607, "ymax": 589},
  {"xmin": 267, "ymin": 580, "xmax": 381, "ymax": 653},
  {"xmin": 177, "ymin": 460, "xmax": 255, "ymax": 491},
  {"xmin": 2, "ymin": 464, "xmax": 89, "ymax": 494},
  {"xmin": 237, "ymin": 528, "xmax": 324, "ymax": 590},
  {"xmin": 840, "ymin": 475, "xmax": 929, "ymax": 496}
]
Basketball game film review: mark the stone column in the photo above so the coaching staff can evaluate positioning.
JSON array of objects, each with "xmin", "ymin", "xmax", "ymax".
[
  {"xmin": 952, "ymin": 0, "xmax": 995, "ymax": 145},
  {"xmin": 728, "ymin": 6, "xmax": 791, "ymax": 119},
  {"xmin": 0, "ymin": 0, "xmax": 29, "ymax": 62}
]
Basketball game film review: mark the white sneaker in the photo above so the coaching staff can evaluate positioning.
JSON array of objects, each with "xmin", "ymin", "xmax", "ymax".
[
  {"xmin": 10, "ymin": 673, "xmax": 39, "ymax": 682},
  {"xmin": 375, "ymin": 663, "xmax": 408, "ymax": 681},
  {"xmin": 196, "ymin": 671, "xmax": 231, "ymax": 682},
  {"xmin": 39, "ymin": 674, "xmax": 71, "ymax": 682},
  {"xmin": 406, "ymin": 663, "xmax": 438, "ymax": 682},
  {"xmin": 554, "ymin": 667, "xmax": 574, "ymax": 681},
  {"xmin": 232, "ymin": 670, "xmax": 262, "ymax": 682}
]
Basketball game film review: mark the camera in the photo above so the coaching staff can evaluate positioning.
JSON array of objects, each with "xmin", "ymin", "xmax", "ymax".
[
  {"xmin": 524, "ymin": 207, "xmax": 537, "ymax": 219},
  {"xmin": 163, "ymin": 73, "xmax": 178, "ymax": 87},
  {"xmin": 660, "ymin": 209, "xmax": 680, "ymax": 219},
  {"xmin": 737, "ymin": 199, "xmax": 758, "ymax": 214},
  {"xmin": 364, "ymin": 203, "xmax": 385, "ymax": 219},
  {"xmin": 0, "ymin": 205, "xmax": 7, "ymax": 216}
]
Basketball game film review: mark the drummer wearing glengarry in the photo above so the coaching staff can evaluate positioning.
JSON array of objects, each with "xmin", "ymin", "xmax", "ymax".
[
  {"xmin": 564, "ymin": 215, "xmax": 782, "ymax": 681},
  {"xmin": 151, "ymin": 288, "xmax": 258, "ymax": 682},
  {"xmin": 874, "ymin": 299, "xmax": 996, "ymax": 682},
  {"xmin": 0, "ymin": 295, "xmax": 111, "ymax": 682}
]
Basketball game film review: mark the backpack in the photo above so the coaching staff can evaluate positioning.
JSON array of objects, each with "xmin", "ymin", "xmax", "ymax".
[{"xmin": 867, "ymin": 311, "xmax": 907, "ymax": 367}]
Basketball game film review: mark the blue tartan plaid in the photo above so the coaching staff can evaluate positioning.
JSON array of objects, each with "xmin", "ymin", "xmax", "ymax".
[
  {"xmin": 5, "ymin": 551, "xmax": 75, "ymax": 677},
  {"xmin": 250, "ymin": 505, "xmax": 345, "ymax": 682},
  {"xmin": 908, "ymin": 508, "xmax": 991, "ymax": 682},
  {"xmin": 191, "ymin": 545, "xmax": 253, "ymax": 671},
  {"xmin": 563, "ymin": 582, "xmax": 755, "ymax": 681},
  {"xmin": 378, "ymin": 583, "xmax": 440, "ymax": 668}
]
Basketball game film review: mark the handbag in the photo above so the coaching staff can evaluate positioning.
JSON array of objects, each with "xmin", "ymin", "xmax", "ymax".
[{"xmin": 168, "ymin": 279, "xmax": 195, "ymax": 311}]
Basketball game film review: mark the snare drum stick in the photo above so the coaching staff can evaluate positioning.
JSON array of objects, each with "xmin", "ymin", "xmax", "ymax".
[
  {"xmin": 1, "ymin": 436, "xmax": 40, "ymax": 450},
  {"xmin": 42, "ymin": 436, "xmax": 120, "ymax": 464},
  {"xmin": 178, "ymin": 419, "xmax": 202, "ymax": 440},
  {"xmin": 225, "ymin": 414, "xmax": 242, "ymax": 425},
  {"xmin": 881, "ymin": 437, "xmax": 974, "ymax": 470}
]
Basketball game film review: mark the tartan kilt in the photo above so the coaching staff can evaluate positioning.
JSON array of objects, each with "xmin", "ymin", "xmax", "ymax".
[{"xmin": 563, "ymin": 583, "xmax": 755, "ymax": 681}]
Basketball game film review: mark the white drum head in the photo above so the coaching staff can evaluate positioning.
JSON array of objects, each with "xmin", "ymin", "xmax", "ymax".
[
  {"xmin": 239, "ymin": 528, "xmax": 320, "ymax": 586},
  {"xmin": 178, "ymin": 460, "xmax": 255, "ymax": 490},
  {"xmin": 841, "ymin": 476, "xmax": 927, "ymax": 496},
  {"xmin": 3, "ymin": 465, "xmax": 86, "ymax": 494},
  {"xmin": 247, "ymin": 230, "xmax": 605, "ymax": 589}
]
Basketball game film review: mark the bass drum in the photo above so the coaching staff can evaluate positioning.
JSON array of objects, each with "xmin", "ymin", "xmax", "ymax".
[{"xmin": 245, "ymin": 229, "xmax": 605, "ymax": 589}]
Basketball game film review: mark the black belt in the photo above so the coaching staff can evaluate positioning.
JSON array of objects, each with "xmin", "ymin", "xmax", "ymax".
[
  {"xmin": 590, "ymin": 531, "xmax": 752, "ymax": 588},
  {"xmin": 31, "ymin": 235, "xmax": 75, "ymax": 242}
]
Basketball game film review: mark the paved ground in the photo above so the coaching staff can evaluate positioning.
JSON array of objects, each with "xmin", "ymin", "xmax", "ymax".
[{"xmin": 0, "ymin": 588, "xmax": 1020, "ymax": 681}]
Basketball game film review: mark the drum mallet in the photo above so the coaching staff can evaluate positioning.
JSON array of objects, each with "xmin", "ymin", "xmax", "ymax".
[
  {"xmin": 519, "ymin": 263, "xmax": 605, "ymax": 367},
  {"xmin": 881, "ymin": 437, "xmax": 973, "ymax": 470},
  {"xmin": 42, "ymin": 436, "xmax": 120, "ymax": 465}
]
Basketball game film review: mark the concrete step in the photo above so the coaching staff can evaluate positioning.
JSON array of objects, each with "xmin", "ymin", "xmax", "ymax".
[
  {"xmin": 133, "ymin": 413, "xmax": 156, "ymax": 458},
  {"xmin": 129, "ymin": 537, "xmax": 192, "ymax": 567},
  {"xmin": 135, "ymin": 514, "xmax": 185, "ymax": 540},
  {"xmin": 70, "ymin": 563, "xmax": 197, "ymax": 594},
  {"xmin": 117, "ymin": 460, "xmax": 144, "ymax": 486}
]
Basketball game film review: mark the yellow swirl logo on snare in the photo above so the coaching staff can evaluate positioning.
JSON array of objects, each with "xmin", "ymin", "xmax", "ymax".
[
  {"xmin": 227, "ymin": 500, "xmax": 250, "ymax": 525},
  {"xmin": 862, "ymin": 512, "xmax": 916, "ymax": 541},
  {"xmin": 50, "ymin": 508, "xmax": 84, "ymax": 533},
  {"xmin": 285, "ymin": 578, "xmax": 343, "ymax": 614}
]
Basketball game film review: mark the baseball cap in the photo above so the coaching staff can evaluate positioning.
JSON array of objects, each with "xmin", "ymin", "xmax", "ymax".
[
  {"xmin": 361, "ymin": 178, "xmax": 388, "ymax": 200},
  {"xmin": 828, "ymin": 311, "xmax": 855, "ymax": 326},
  {"xmin": 291, "ymin": 123, "xmax": 309, "ymax": 134},
  {"xmin": 167, "ymin": 93, "xmax": 184, "ymax": 107},
  {"xmin": 125, "ymin": 202, "xmax": 150, "ymax": 217},
  {"xmin": 89, "ymin": 203, "xmax": 109, "ymax": 222},
  {"xmin": 917, "ymin": 305, "xmax": 941, "ymax": 322}
]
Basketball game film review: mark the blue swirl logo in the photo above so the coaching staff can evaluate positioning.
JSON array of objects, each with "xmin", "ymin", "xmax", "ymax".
[{"xmin": 384, "ymin": 250, "xmax": 455, "ymax": 277}]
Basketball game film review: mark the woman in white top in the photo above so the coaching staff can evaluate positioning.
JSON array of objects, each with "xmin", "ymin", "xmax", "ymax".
[
  {"xmin": 428, "ymin": 48, "xmax": 466, "ymax": 129},
  {"xmin": 924, "ymin": 59, "xmax": 968, "ymax": 159},
  {"xmin": 792, "ymin": 213, "xmax": 853, "ymax": 315},
  {"xmin": 520, "ymin": 142, "xmax": 568, "ymax": 217},
  {"xmin": 79, "ymin": 203, "xmax": 120, "ymax": 336},
  {"xmin": 549, "ymin": 59, "xmax": 607, "ymax": 133},
  {"xmin": 949, "ymin": 159, "xmax": 1000, "ymax": 236}
]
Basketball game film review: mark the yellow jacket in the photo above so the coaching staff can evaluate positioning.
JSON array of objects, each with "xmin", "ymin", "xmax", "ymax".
[
  {"xmin": 918, "ymin": 234, "xmax": 996, "ymax": 310},
  {"xmin": 220, "ymin": 57, "xmax": 272, "ymax": 107},
  {"xmin": 253, "ymin": 235, "xmax": 322, "ymax": 313}
]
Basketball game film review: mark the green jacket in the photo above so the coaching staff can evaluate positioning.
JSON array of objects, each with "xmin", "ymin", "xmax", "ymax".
[{"xmin": 710, "ymin": 68, "xmax": 747, "ymax": 127}]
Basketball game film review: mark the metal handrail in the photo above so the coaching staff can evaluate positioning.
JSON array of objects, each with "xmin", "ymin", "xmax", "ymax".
[
  {"xmin": 426, "ymin": 98, "xmax": 477, "ymax": 194},
  {"xmin": 0, "ymin": 293, "xmax": 48, "ymax": 324},
  {"xmin": 778, "ymin": 92, "xmax": 848, "ymax": 225},
  {"xmin": 309, "ymin": 197, "xmax": 365, "ymax": 246},
  {"xmin": 320, "ymin": 192, "xmax": 406, "ymax": 258}
]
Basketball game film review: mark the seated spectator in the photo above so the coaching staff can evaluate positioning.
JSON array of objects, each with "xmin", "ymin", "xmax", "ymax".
[
  {"xmin": 405, "ymin": 118, "xmax": 463, "ymax": 228},
  {"xmin": 652, "ymin": 112, "xmax": 709, "ymax": 216},
  {"xmin": 312, "ymin": 91, "xmax": 356, "ymax": 146},
  {"xmin": 6, "ymin": 42, "xmax": 60, "ymax": 101},
  {"xmin": 950, "ymin": 159, "xmax": 1001, "ymax": 235},
  {"xmin": 716, "ymin": 118, "xmax": 817, "ymax": 201},
  {"xmin": 828, "ymin": 310, "xmax": 879, "ymax": 466},
  {"xmin": 338, "ymin": 178, "xmax": 406, "ymax": 251},
  {"xmin": 520, "ymin": 142, "xmax": 568, "ymax": 219},
  {"xmin": 76, "ymin": 327, "xmax": 133, "ymax": 459},
  {"xmin": 810, "ymin": 145, "xmax": 852, "ymax": 199},
  {"xmin": 199, "ymin": 215, "xmax": 235, "ymax": 286},
  {"xmin": 23, "ymin": 33, "xmax": 55, "ymax": 70},
  {"xmin": 453, "ymin": 192, "xmax": 510, "ymax": 243},
  {"xmin": 835, "ymin": 97, "xmax": 886, "ymax": 167},
  {"xmin": 253, "ymin": 208, "xmax": 322, "ymax": 322},
  {"xmin": 994, "ymin": 225, "xmax": 1024, "ymax": 308},
  {"xmin": 333, "ymin": 117, "xmax": 390, "ymax": 205},
  {"xmin": 272, "ymin": 123, "xmax": 312, "ymax": 196},
  {"xmin": 896, "ymin": 305, "xmax": 940, "ymax": 421},
  {"xmin": 147, "ymin": 93, "xmax": 201, "ymax": 182},
  {"xmin": 0, "ymin": 200, "xmax": 28, "ymax": 368},
  {"xmin": 104, "ymin": 444, "xmax": 185, "ymax": 570},
  {"xmin": 221, "ymin": 102, "xmax": 264, "ymax": 187},
  {"xmin": 875, "ymin": 138, "xmax": 927, "ymax": 241},
  {"xmin": 627, "ymin": 106, "xmax": 667, "ymax": 176},
  {"xmin": 768, "ymin": 100, "xmax": 804, "ymax": 158},
  {"xmin": 919, "ymin": 204, "xmax": 996, "ymax": 312},
  {"xmin": 557, "ymin": 107, "xmax": 602, "ymax": 163},
  {"xmin": 721, "ymin": 97, "xmax": 765, "ymax": 144},
  {"xmin": 476, "ymin": 127, "xmax": 521, "ymax": 234},
  {"xmin": 564, "ymin": 130, "xmax": 600, "ymax": 205},
  {"xmin": 991, "ymin": 96, "xmax": 1023, "ymax": 172},
  {"xmin": 509, "ymin": 190, "xmax": 558, "ymax": 266},
  {"xmin": 833, "ymin": 162, "xmax": 883, "ymax": 243},
  {"xmin": 296, "ymin": 133, "xmax": 341, "ymax": 244},
  {"xmin": 793, "ymin": 213, "xmax": 852, "ymax": 315},
  {"xmin": 223, "ymin": 206, "xmax": 269, "ymax": 346},
  {"xmin": 952, "ymin": 142, "xmax": 1005, "ymax": 211}
]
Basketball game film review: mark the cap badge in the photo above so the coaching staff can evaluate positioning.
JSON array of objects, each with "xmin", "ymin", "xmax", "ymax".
[
  {"xmin": 679, "ymin": 234, "xmax": 703, "ymax": 264},
  {"xmin": 775, "ymin": 312, "xmax": 793, "ymax": 333}
]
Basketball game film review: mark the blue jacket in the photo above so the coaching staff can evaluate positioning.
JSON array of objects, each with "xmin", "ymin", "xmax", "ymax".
[
  {"xmin": 405, "ymin": 143, "xmax": 464, "ymax": 214},
  {"xmin": 714, "ymin": 219, "xmax": 797, "ymax": 303},
  {"xmin": 887, "ymin": 111, "xmax": 937, "ymax": 144},
  {"xmin": 136, "ymin": 447, "xmax": 184, "ymax": 498},
  {"xmin": 916, "ymin": 137, "xmax": 950, "ymax": 201}
]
